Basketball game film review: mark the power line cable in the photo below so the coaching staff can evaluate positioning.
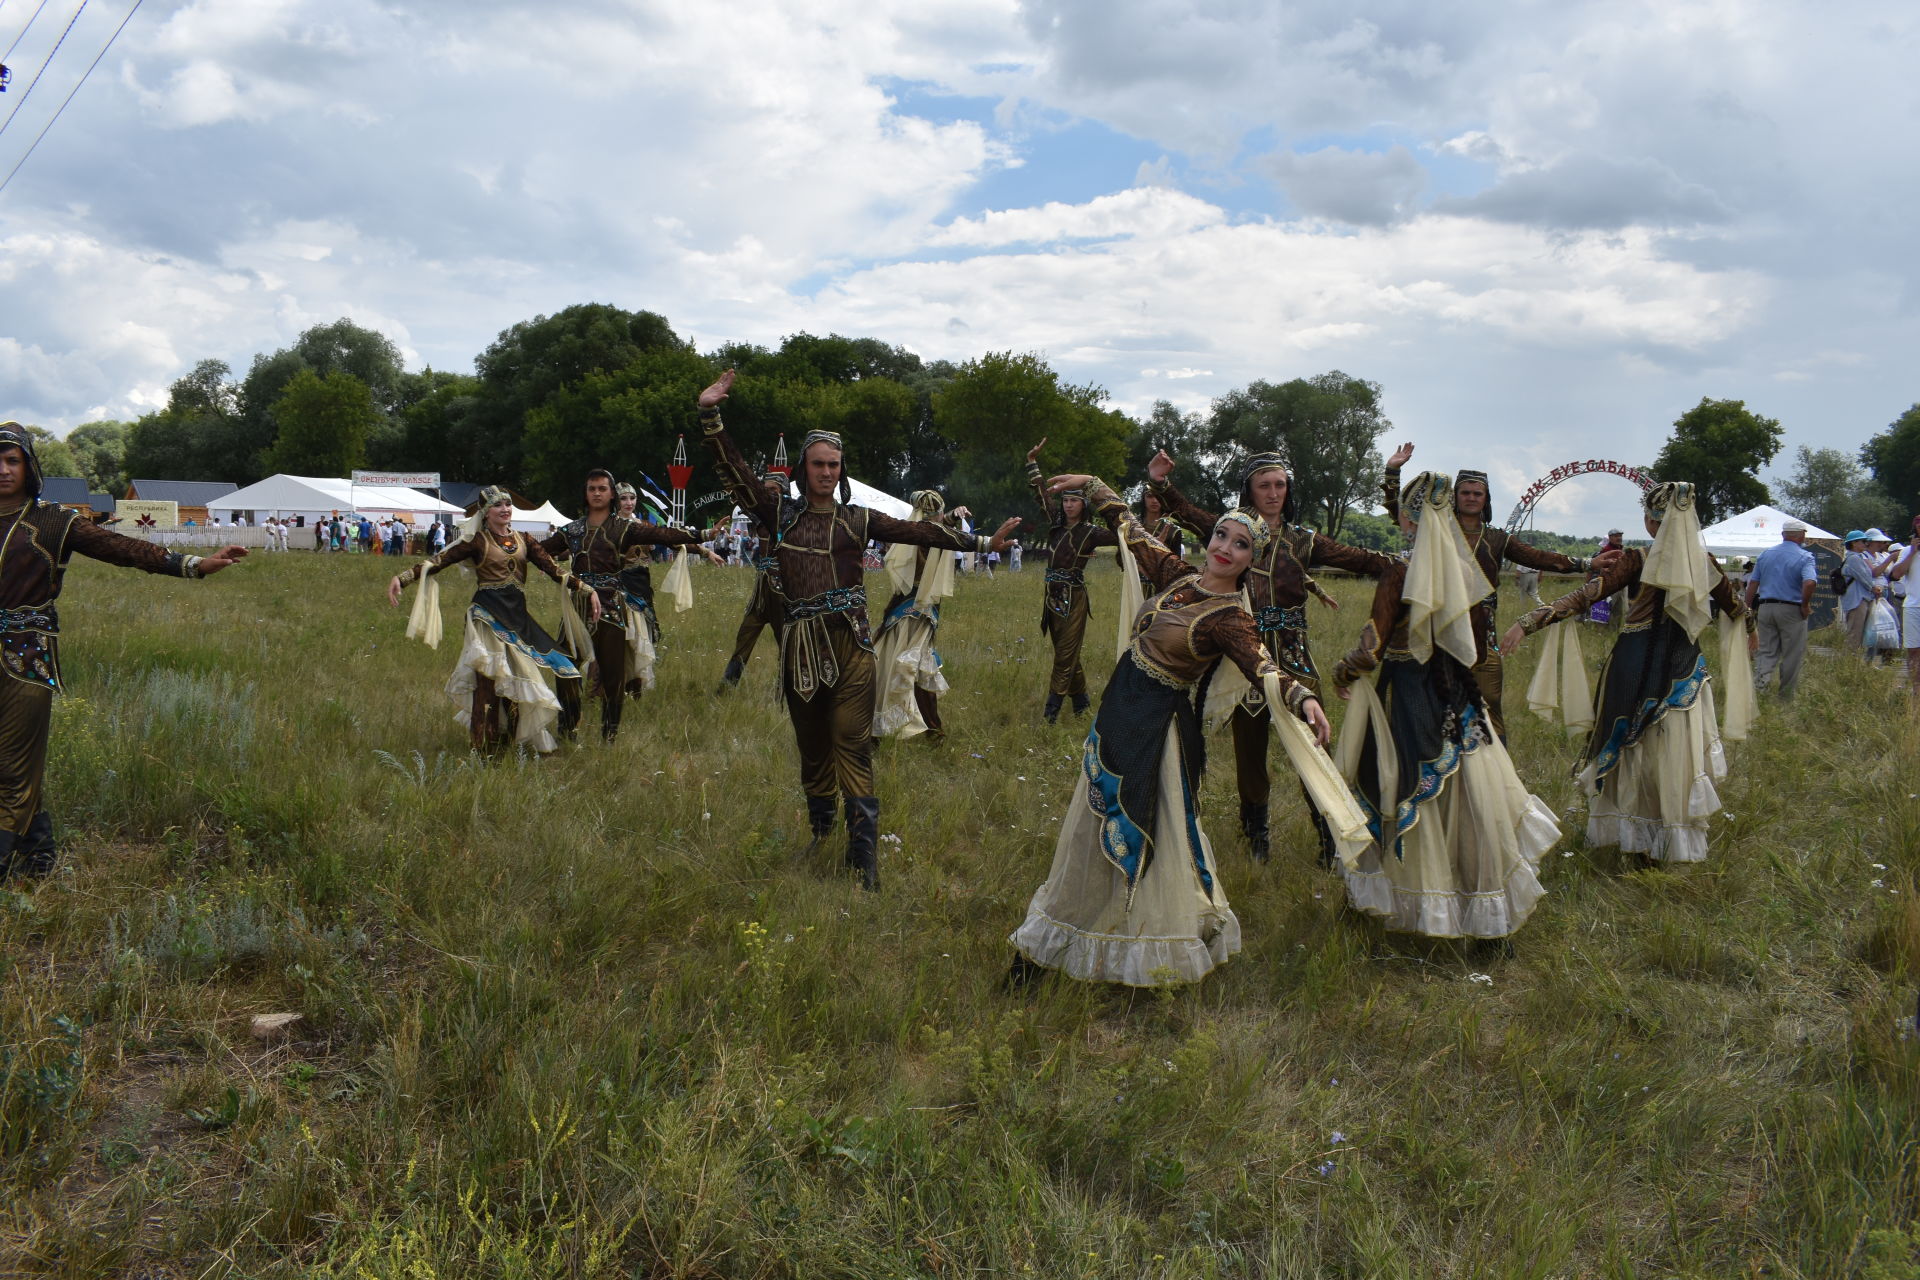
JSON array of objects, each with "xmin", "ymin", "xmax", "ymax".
[
  {"xmin": 0, "ymin": 0, "xmax": 85, "ymax": 140},
  {"xmin": 0, "ymin": 0, "xmax": 137, "ymax": 199},
  {"xmin": 2, "ymin": 0, "xmax": 50, "ymax": 62}
]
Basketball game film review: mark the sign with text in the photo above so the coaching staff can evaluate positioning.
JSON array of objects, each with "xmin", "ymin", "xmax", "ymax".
[
  {"xmin": 116, "ymin": 500, "xmax": 178, "ymax": 530},
  {"xmin": 352, "ymin": 470, "xmax": 441, "ymax": 489},
  {"xmin": 1504, "ymin": 459, "xmax": 1652, "ymax": 533}
]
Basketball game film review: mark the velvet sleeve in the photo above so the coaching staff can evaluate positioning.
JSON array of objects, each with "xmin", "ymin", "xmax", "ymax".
[
  {"xmin": 65, "ymin": 517, "xmax": 199, "ymax": 577},
  {"xmin": 1519, "ymin": 549, "xmax": 1643, "ymax": 635},
  {"xmin": 1333, "ymin": 562, "xmax": 1407, "ymax": 689},
  {"xmin": 1148, "ymin": 478, "xmax": 1220, "ymax": 542},
  {"xmin": 1088, "ymin": 478, "xmax": 1192, "ymax": 592}
]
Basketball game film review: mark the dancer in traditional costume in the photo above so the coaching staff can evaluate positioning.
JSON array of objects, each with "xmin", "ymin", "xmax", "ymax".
[
  {"xmin": 1331, "ymin": 471, "xmax": 1560, "ymax": 940},
  {"xmin": 1135, "ymin": 489, "xmax": 1184, "ymax": 593},
  {"xmin": 1501, "ymin": 482, "xmax": 1754, "ymax": 865},
  {"xmin": 613, "ymin": 482, "xmax": 661, "ymax": 698},
  {"xmin": 1026, "ymin": 441, "xmax": 1119, "ymax": 722},
  {"xmin": 1, "ymin": 422, "xmax": 249, "ymax": 879},
  {"xmin": 873, "ymin": 490, "xmax": 964, "ymax": 740},
  {"xmin": 719, "ymin": 472, "xmax": 790, "ymax": 688},
  {"xmin": 1009, "ymin": 475, "xmax": 1336, "ymax": 986},
  {"xmin": 1382, "ymin": 446, "xmax": 1612, "ymax": 740},
  {"xmin": 541, "ymin": 470, "xmax": 709, "ymax": 741},
  {"xmin": 388, "ymin": 486, "xmax": 598, "ymax": 754},
  {"xmin": 699, "ymin": 370, "xmax": 1020, "ymax": 889},
  {"xmin": 1146, "ymin": 446, "xmax": 1397, "ymax": 864}
]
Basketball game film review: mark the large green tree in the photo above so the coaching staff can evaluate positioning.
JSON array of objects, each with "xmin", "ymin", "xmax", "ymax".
[
  {"xmin": 124, "ymin": 359, "xmax": 253, "ymax": 483},
  {"xmin": 1778, "ymin": 444, "xmax": 1899, "ymax": 535},
  {"xmin": 239, "ymin": 319, "xmax": 410, "ymax": 481},
  {"xmin": 1650, "ymin": 397, "xmax": 1782, "ymax": 527},
  {"xmin": 264, "ymin": 370, "xmax": 379, "ymax": 477},
  {"xmin": 1127, "ymin": 401, "xmax": 1224, "ymax": 512},
  {"xmin": 521, "ymin": 346, "xmax": 714, "ymax": 506},
  {"xmin": 65, "ymin": 420, "xmax": 129, "ymax": 495},
  {"xmin": 469, "ymin": 304, "xmax": 689, "ymax": 479},
  {"xmin": 933, "ymin": 351, "xmax": 1130, "ymax": 521},
  {"xmin": 23, "ymin": 426, "xmax": 80, "ymax": 479},
  {"xmin": 1862, "ymin": 404, "xmax": 1920, "ymax": 517},
  {"xmin": 1207, "ymin": 372, "xmax": 1389, "ymax": 539}
]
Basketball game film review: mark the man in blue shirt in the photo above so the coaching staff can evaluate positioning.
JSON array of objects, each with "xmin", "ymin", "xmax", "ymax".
[{"xmin": 1743, "ymin": 520, "xmax": 1819, "ymax": 698}]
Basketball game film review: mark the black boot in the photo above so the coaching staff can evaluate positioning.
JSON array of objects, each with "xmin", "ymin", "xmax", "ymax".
[
  {"xmin": 15, "ymin": 812, "xmax": 56, "ymax": 879},
  {"xmin": 1043, "ymin": 693, "xmax": 1063, "ymax": 724},
  {"xmin": 719, "ymin": 657, "xmax": 744, "ymax": 690},
  {"xmin": 1004, "ymin": 952, "xmax": 1049, "ymax": 992},
  {"xmin": 1240, "ymin": 802, "xmax": 1270, "ymax": 864},
  {"xmin": 800, "ymin": 795, "xmax": 837, "ymax": 860},
  {"xmin": 0, "ymin": 829, "xmax": 16, "ymax": 880},
  {"xmin": 1071, "ymin": 692, "xmax": 1091, "ymax": 717},
  {"xmin": 844, "ymin": 796, "xmax": 880, "ymax": 892},
  {"xmin": 1307, "ymin": 802, "xmax": 1336, "ymax": 870}
]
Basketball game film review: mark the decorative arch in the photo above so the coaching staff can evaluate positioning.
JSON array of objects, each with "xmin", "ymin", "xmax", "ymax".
[{"xmin": 1504, "ymin": 459, "xmax": 1653, "ymax": 532}]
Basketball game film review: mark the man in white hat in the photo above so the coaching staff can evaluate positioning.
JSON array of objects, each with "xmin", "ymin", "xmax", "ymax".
[{"xmin": 1743, "ymin": 519, "xmax": 1817, "ymax": 698}]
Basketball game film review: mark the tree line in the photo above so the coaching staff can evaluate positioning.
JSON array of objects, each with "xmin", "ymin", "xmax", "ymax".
[{"xmin": 25, "ymin": 302, "xmax": 1915, "ymax": 536}]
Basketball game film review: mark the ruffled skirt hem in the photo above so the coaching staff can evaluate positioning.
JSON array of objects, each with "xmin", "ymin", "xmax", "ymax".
[
  {"xmin": 1010, "ymin": 907, "xmax": 1241, "ymax": 987},
  {"xmin": 445, "ymin": 613, "xmax": 568, "ymax": 753}
]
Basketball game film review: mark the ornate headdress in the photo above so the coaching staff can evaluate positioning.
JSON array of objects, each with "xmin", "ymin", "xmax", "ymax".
[
  {"xmin": 1642, "ymin": 481, "xmax": 1693, "ymax": 519},
  {"xmin": 1453, "ymin": 468, "xmax": 1492, "ymax": 518},
  {"xmin": 614, "ymin": 481, "xmax": 636, "ymax": 499},
  {"xmin": 799, "ymin": 430, "xmax": 852, "ymax": 504},
  {"xmin": 1238, "ymin": 450, "xmax": 1297, "ymax": 524},
  {"xmin": 458, "ymin": 484, "xmax": 514, "ymax": 541},
  {"xmin": 909, "ymin": 489, "xmax": 945, "ymax": 521},
  {"xmin": 0, "ymin": 420, "xmax": 43, "ymax": 501},
  {"xmin": 1215, "ymin": 507, "xmax": 1272, "ymax": 554},
  {"xmin": 1399, "ymin": 471, "xmax": 1453, "ymax": 521}
]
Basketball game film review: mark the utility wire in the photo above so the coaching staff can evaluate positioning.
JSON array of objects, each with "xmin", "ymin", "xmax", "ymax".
[
  {"xmin": 0, "ymin": 0, "xmax": 137, "ymax": 199},
  {"xmin": 0, "ymin": 0, "xmax": 85, "ymax": 140},
  {"xmin": 2, "ymin": 0, "xmax": 49, "ymax": 62}
]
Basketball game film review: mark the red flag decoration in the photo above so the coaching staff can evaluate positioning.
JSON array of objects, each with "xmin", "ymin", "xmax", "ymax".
[{"xmin": 667, "ymin": 435, "xmax": 693, "ymax": 491}]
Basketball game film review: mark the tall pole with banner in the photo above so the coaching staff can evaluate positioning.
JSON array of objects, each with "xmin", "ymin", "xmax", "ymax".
[
  {"xmin": 771, "ymin": 434, "xmax": 790, "ymax": 491},
  {"xmin": 668, "ymin": 436, "xmax": 692, "ymax": 528}
]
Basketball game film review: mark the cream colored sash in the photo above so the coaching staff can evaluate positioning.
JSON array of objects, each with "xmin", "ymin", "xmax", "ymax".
[
  {"xmin": 1115, "ymin": 525, "xmax": 1146, "ymax": 658},
  {"xmin": 404, "ymin": 561, "xmax": 442, "ymax": 649},
  {"xmin": 1265, "ymin": 672, "xmax": 1372, "ymax": 869},
  {"xmin": 1718, "ymin": 614, "xmax": 1755, "ymax": 741},
  {"xmin": 1335, "ymin": 672, "xmax": 1398, "ymax": 869},
  {"xmin": 555, "ymin": 573, "xmax": 593, "ymax": 661},
  {"xmin": 663, "ymin": 546, "xmax": 694, "ymax": 612},
  {"xmin": 1524, "ymin": 617, "xmax": 1593, "ymax": 734}
]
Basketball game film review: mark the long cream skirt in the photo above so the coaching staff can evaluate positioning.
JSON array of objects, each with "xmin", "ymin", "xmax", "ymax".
[
  {"xmin": 1578, "ymin": 682, "xmax": 1726, "ymax": 863},
  {"xmin": 1011, "ymin": 723, "xmax": 1239, "ymax": 986}
]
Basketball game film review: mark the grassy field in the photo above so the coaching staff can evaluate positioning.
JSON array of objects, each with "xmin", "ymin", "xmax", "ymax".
[{"xmin": 1, "ymin": 548, "xmax": 1915, "ymax": 1278}]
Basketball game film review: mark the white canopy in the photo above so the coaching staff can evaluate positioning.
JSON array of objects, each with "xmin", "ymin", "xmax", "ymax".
[
  {"xmin": 209, "ymin": 474, "xmax": 464, "ymax": 521},
  {"xmin": 1699, "ymin": 504, "xmax": 1839, "ymax": 554},
  {"xmin": 511, "ymin": 500, "xmax": 571, "ymax": 532}
]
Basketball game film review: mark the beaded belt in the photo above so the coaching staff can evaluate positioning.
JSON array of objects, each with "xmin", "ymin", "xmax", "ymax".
[
  {"xmin": 0, "ymin": 605, "xmax": 57, "ymax": 634},
  {"xmin": 753, "ymin": 556, "xmax": 778, "ymax": 572},
  {"xmin": 1253, "ymin": 604, "xmax": 1307, "ymax": 633},
  {"xmin": 1044, "ymin": 568, "xmax": 1085, "ymax": 586},
  {"xmin": 579, "ymin": 572, "xmax": 621, "ymax": 590},
  {"xmin": 785, "ymin": 585, "xmax": 867, "ymax": 622}
]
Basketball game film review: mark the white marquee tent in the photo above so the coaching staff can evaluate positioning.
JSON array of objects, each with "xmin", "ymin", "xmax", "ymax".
[
  {"xmin": 209, "ymin": 475, "xmax": 464, "ymax": 523},
  {"xmin": 1698, "ymin": 504, "xmax": 1839, "ymax": 555},
  {"xmin": 511, "ymin": 499, "xmax": 571, "ymax": 532}
]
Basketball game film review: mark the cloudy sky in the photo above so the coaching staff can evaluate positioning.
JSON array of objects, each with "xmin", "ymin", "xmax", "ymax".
[{"xmin": 2, "ymin": 0, "xmax": 1914, "ymax": 532}]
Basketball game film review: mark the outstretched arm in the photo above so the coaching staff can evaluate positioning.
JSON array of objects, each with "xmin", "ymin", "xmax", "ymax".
[
  {"xmin": 1059, "ymin": 474, "xmax": 1192, "ymax": 592},
  {"xmin": 1145, "ymin": 449, "xmax": 1221, "ymax": 540},
  {"xmin": 696, "ymin": 370, "xmax": 780, "ymax": 532},
  {"xmin": 1501, "ymin": 549, "xmax": 1643, "ymax": 652},
  {"xmin": 1332, "ymin": 564, "xmax": 1407, "ymax": 694},
  {"xmin": 1204, "ymin": 607, "xmax": 1330, "ymax": 745},
  {"xmin": 67, "ymin": 519, "xmax": 246, "ymax": 579}
]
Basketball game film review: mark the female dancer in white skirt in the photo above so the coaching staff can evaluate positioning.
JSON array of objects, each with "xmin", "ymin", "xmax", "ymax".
[
  {"xmin": 1502, "ymin": 481, "xmax": 1753, "ymax": 864},
  {"xmin": 1332, "ymin": 472, "xmax": 1560, "ymax": 939},
  {"xmin": 873, "ymin": 490, "xmax": 964, "ymax": 740},
  {"xmin": 1010, "ymin": 475, "xmax": 1334, "ymax": 987},
  {"xmin": 388, "ymin": 486, "xmax": 600, "ymax": 753}
]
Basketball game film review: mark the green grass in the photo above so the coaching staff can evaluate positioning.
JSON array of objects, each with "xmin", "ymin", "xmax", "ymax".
[{"xmin": 1, "ymin": 550, "xmax": 1915, "ymax": 1278}]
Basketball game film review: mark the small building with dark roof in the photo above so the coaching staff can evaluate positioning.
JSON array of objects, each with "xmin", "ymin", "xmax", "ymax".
[{"xmin": 124, "ymin": 478, "xmax": 239, "ymax": 526}]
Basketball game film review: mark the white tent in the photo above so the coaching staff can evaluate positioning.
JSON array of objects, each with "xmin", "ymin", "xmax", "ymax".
[
  {"xmin": 209, "ymin": 474, "xmax": 464, "ymax": 523},
  {"xmin": 1699, "ymin": 504, "xmax": 1838, "ymax": 555},
  {"xmin": 510, "ymin": 500, "xmax": 571, "ymax": 532}
]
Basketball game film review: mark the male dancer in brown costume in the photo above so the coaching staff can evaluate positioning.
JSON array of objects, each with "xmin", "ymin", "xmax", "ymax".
[
  {"xmin": 1025, "ymin": 439, "xmax": 1119, "ymax": 723},
  {"xmin": 542, "ymin": 470, "xmax": 710, "ymax": 740},
  {"xmin": 0, "ymin": 422, "xmax": 247, "ymax": 879},
  {"xmin": 699, "ymin": 371, "xmax": 1020, "ymax": 889}
]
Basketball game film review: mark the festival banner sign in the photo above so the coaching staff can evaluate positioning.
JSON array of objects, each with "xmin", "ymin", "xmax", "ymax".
[{"xmin": 352, "ymin": 470, "xmax": 441, "ymax": 489}]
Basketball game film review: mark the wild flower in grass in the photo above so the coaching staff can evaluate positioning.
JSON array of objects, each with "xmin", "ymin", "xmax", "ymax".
[
  {"xmin": 1330, "ymin": 1131, "xmax": 1346, "ymax": 1145},
  {"xmin": 1315, "ymin": 1160, "xmax": 1336, "ymax": 1177},
  {"xmin": 1468, "ymin": 972, "xmax": 1494, "ymax": 985}
]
